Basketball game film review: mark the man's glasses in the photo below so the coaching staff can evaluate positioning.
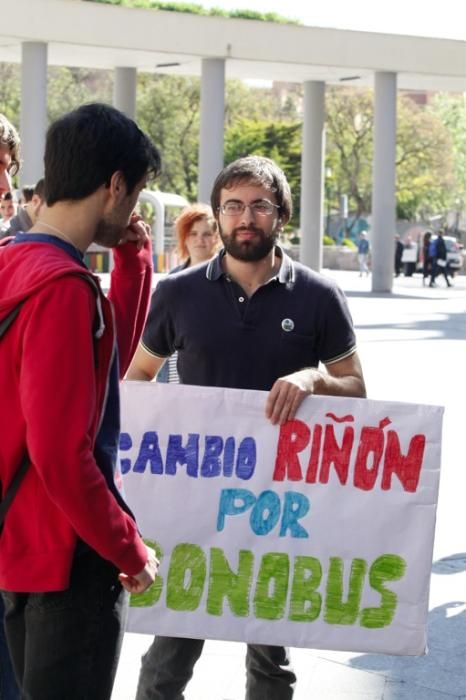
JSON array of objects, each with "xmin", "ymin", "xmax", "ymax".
[{"xmin": 218, "ymin": 200, "xmax": 280, "ymax": 217}]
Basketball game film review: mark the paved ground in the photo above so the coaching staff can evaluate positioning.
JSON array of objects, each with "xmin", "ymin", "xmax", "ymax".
[{"xmin": 112, "ymin": 269, "xmax": 466, "ymax": 700}]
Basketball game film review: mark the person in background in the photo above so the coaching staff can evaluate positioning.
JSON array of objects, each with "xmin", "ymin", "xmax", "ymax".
[
  {"xmin": 128, "ymin": 155, "xmax": 366, "ymax": 700},
  {"xmin": 172, "ymin": 202, "xmax": 220, "ymax": 272},
  {"xmin": 157, "ymin": 203, "xmax": 220, "ymax": 383},
  {"xmin": 394, "ymin": 234, "xmax": 404, "ymax": 276},
  {"xmin": 429, "ymin": 229, "xmax": 452, "ymax": 287},
  {"xmin": 357, "ymin": 230, "xmax": 370, "ymax": 276},
  {"xmin": 19, "ymin": 185, "xmax": 34, "ymax": 206},
  {"xmin": 401, "ymin": 235, "xmax": 417, "ymax": 276},
  {"xmin": 0, "ymin": 192, "xmax": 16, "ymax": 232},
  {"xmin": 0, "ymin": 112, "xmax": 21, "ymax": 700},
  {"xmin": 422, "ymin": 230, "xmax": 433, "ymax": 286},
  {"xmin": 4, "ymin": 178, "xmax": 45, "ymax": 236}
]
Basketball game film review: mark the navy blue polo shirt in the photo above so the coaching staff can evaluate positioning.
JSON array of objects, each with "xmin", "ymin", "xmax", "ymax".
[{"xmin": 142, "ymin": 248, "xmax": 356, "ymax": 392}]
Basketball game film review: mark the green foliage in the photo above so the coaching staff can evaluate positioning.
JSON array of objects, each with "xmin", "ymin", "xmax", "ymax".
[
  {"xmin": 47, "ymin": 67, "xmax": 112, "ymax": 123},
  {"xmin": 428, "ymin": 94, "xmax": 466, "ymax": 213},
  {"xmin": 0, "ymin": 64, "xmax": 20, "ymax": 126},
  {"xmin": 325, "ymin": 86, "xmax": 455, "ymax": 223},
  {"xmin": 137, "ymin": 74, "xmax": 201, "ymax": 200},
  {"xmin": 341, "ymin": 237, "xmax": 357, "ymax": 249},
  {"xmin": 395, "ymin": 96, "xmax": 454, "ymax": 220},
  {"xmin": 323, "ymin": 235, "xmax": 335, "ymax": 246},
  {"xmin": 83, "ymin": 0, "xmax": 299, "ymax": 23},
  {"xmin": 224, "ymin": 118, "xmax": 302, "ymax": 227},
  {"xmin": 0, "ymin": 59, "xmax": 462, "ymax": 227},
  {"xmin": 325, "ymin": 87, "xmax": 374, "ymax": 225}
]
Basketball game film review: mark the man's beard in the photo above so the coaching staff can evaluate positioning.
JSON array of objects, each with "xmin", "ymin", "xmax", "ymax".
[
  {"xmin": 219, "ymin": 223, "xmax": 278, "ymax": 262},
  {"xmin": 94, "ymin": 217, "xmax": 125, "ymax": 248}
]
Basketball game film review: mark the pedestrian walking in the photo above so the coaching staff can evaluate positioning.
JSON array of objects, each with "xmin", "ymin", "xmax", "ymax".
[
  {"xmin": 429, "ymin": 230, "xmax": 452, "ymax": 287},
  {"xmin": 357, "ymin": 231, "xmax": 370, "ymax": 276}
]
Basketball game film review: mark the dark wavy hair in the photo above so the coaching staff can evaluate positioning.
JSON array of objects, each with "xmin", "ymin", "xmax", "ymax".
[
  {"xmin": 211, "ymin": 155, "xmax": 292, "ymax": 223},
  {"xmin": 0, "ymin": 114, "xmax": 20, "ymax": 176},
  {"xmin": 44, "ymin": 103, "xmax": 161, "ymax": 206}
]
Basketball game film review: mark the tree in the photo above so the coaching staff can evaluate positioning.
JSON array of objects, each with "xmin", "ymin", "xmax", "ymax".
[
  {"xmin": 47, "ymin": 67, "xmax": 112, "ymax": 122},
  {"xmin": 325, "ymin": 87, "xmax": 455, "ymax": 225},
  {"xmin": 325, "ymin": 88, "xmax": 373, "ymax": 230},
  {"xmin": 429, "ymin": 94, "xmax": 466, "ymax": 218},
  {"xmin": 396, "ymin": 95, "xmax": 454, "ymax": 220},
  {"xmin": 224, "ymin": 118, "xmax": 302, "ymax": 227},
  {"xmin": 137, "ymin": 74, "xmax": 201, "ymax": 200},
  {"xmin": 0, "ymin": 64, "xmax": 20, "ymax": 126}
]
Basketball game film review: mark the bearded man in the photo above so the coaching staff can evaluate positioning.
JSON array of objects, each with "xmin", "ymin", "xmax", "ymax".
[{"xmin": 128, "ymin": 155, "xmax": 366, "ymax": 700}]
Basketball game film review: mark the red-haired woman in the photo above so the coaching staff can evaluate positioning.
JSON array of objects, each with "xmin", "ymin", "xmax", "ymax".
[
  {"xmin": 158, "ymin": 204, "xmax": 220, "ymax": 382},
  {"xmin": 172, "ymin": 202, "xmax": 219, "ymax": 272}
]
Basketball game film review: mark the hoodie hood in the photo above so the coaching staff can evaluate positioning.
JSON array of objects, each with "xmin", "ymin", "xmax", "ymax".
[{"xmin": 0, "ymin": 236, "xmax": 105, "ymax": 338}]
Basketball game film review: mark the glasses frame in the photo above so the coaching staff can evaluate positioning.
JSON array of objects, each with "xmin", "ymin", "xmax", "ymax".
[{"xmin": 218, "ymin": 200, "xmax": 280, "ymax": 217}]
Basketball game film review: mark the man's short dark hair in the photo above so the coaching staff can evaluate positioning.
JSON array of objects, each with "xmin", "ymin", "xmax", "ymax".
[
  {"xmin": 21, "ymin": 186, "xmax": 34, "ymax": 203},
  {"xmin": 44, "ymin": 103, "xmax": 161, "ymax": 206},
  {"xmin": 211, "ymin": 156, "xmax": 293, "ymax": 222},
  {"xmin": 0, "ymin": 114, "xmax": 20, "ymax": 176},
  {"xmin": 33, "ymin": 178, "xmax": 45, "ymax": 199}
]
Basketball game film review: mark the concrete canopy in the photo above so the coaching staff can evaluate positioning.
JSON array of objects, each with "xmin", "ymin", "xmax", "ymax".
[
  {"xmin": 4, "ymin": 0, "xmax": 466, "ymax": 292},
  {"xmin": 3, "ymin": 0, "xmax": 466, "ymax": 90}
]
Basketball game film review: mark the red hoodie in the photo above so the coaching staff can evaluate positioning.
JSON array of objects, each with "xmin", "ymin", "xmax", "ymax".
[{"xmin": 0, "ymin": 236, "xmax": 152, "ymax": 592}]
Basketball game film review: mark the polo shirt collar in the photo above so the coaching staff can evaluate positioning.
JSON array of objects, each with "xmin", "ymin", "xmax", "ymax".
[{"xmin": 206, "ymin": 245, "xmax": 294, "ymax": 284}]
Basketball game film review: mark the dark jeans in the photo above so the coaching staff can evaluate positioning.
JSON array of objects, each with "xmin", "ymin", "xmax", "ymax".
[
  {"xmin": 136, "ymin": 636, "xmax": 296, "ymax": 700},
  {"xmin": 0, "ymin": 595, "xmax": 19, "ymax": 700},
  {"xmin": 1, "ymin": 549, "xmax": 128, "ymax": 700},
  {"xmin": 430, "ymin": 260, "xmax": 451, "ymax": 286}
]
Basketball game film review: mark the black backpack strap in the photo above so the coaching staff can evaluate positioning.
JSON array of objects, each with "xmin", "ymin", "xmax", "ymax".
[
  {"xmin": 0, "ymin": 301, "xmax": 29, "ymax": 528},
  {"xmin": 0, "ymin": 453, "xmax": 29, "ymax": 528},
  {"xmin": 0, "ymin": 302, "xmax": 24, "ymax": 338}
]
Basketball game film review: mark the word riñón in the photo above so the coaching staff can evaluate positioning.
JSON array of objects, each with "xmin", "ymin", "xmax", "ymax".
[{"xmin": 274, "ymin": 416, "xmax": 425, "ymax": 492}]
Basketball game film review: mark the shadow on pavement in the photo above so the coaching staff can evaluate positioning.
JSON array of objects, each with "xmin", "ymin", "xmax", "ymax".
[
  {"xmin": 345, "ymin": 291, "xmax": 452, "ymax": 301},
  {"xmin": 348, "ymin": 554, "xmax": 466, "ymax": 698},
  {"xmin": 355, "ymin": 309, "xmax": 466, "ymax": 341}
]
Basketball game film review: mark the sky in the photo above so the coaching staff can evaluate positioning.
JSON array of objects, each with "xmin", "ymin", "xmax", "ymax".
[{"xmin": 198, "ymin": 0, "xmax": 466, "ymax": 41}]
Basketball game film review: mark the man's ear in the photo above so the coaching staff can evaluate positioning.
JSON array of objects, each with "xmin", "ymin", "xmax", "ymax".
[
  {"xmin": 278, "ymin": 215, "xmax": 288, "ymax": 228},
  {"xmin": 108, "ymin": 171, "xmax": 126, "ymax": 202}
]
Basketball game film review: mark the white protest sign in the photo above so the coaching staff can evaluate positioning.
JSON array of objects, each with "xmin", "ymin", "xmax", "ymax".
[{"xmin": 120, "ymin": 382, "xmax": 442, "ymax": 655}]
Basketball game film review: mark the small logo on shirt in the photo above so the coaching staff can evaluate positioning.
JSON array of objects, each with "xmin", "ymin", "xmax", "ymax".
[{"xmin": 281, "ymin": 318, "xmax": 294, "ymax": 332}]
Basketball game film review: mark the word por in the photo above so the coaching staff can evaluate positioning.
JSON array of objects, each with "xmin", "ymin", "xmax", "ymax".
[
  {"xmin": 217, "ymin": 488, "xmax": 310, "ymax": 538},
  {"xmin": 120, "ymin": 431, "xmax": 256, "ymax": 480},
  {"xmin": 273, "ymin": 416, "xmax": 425, "ymax": 493},
  {"xmin": 131, "ymin": 542, "xmax": 406, "ymax": 630}
]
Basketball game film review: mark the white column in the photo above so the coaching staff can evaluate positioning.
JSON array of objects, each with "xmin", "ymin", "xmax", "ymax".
[
  {"xmin": 198, "ymin": 58, "xmax": 225, "ymax": 205},
  {"xmin": 371, "ymin": 72, "xmax": 397, "ymax": 292},
  {"xmin": 300, "ymin": 81, "xmax": 325, "ymax": 272},
  {"xmin": 113, "ymin": 67, "xmax": 137, "ymax": 120},
  {"xmin": 20, "ymin": 42, "xmax": 47, "ymax": 185}
]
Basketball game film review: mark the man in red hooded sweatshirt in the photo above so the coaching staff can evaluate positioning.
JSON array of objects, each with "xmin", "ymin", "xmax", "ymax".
[
  {"xmin": 0, "ymin": 103, "xmax": 160, "ymax": 700},
  {"xmin": 0, "ymin": 111, "xmax": 21, "ymax": 700}
]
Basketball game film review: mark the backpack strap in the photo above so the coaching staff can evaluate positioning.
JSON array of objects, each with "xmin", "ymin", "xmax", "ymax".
[
  {"xmin": 0, "ymin": 301, "xmax": 28, "ymax": 528},
  {"xmin": 0, "ymin": 453, "xmax": 29, "ymax": 528},
  {"xmin": 0, "ymin": 302, "xmax": 24, "ymax": 338}
]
